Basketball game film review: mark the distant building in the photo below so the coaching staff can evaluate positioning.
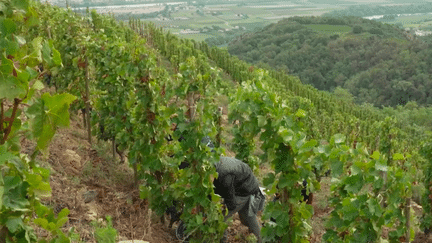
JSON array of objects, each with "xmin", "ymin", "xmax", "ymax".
[
  {"xmin": 415, "ymin": 30, "xmax": 432, "ymax": 36},
  {"xmin": 180, "ymin": 29, "xmax": 200, "ymax": 34}
]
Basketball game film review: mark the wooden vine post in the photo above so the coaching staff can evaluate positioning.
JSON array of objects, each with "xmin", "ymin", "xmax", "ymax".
[
  {"xmin": 82, "ymin": 110, "xmax": 86, "ymax": 129},
  {"xmin": 1, "ymin": 99, "xmax": 21, "ymax": 145},
  {"xmin": 216, "ymin": 106, "xmax": 223, "ymax": 148},
  {"xmin": 187, "ymin": 93, "xmax": 195, "ymax": 121},
  {"xmin": 0, "ymin": 99, "xmax": 3, "ymax": 143},
  {"xmin": 1, "ymin": 98, "xmax": 23, "ymax": 146},
  {"xmin": 85, "ymin": 55, "xmax": 92, "ymax": 147},
  {"xmin": 406, "ymin": 198, "xmax": 411, "ymax": 243},
  {"xmin": 47, "ymin": 26, "xmax": 52, "ymax": 39},
  {"xmin": 112, "ymin": 136, "xmax": 116, "ymax": 162}
]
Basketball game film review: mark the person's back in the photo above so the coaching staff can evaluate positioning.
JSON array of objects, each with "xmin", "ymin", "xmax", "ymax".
[
  {"xmin": 213, "ymin": 157, "xmax": 263, "ymax": 243},
  {"xmin": 214, "ymin": 157, "xmax": 260, "ymax": 199}
]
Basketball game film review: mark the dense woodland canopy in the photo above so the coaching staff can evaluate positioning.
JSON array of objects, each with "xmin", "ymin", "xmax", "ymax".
[{"xmin": 227, "ymin": 16, "xmax": 432, "ymax": 108}]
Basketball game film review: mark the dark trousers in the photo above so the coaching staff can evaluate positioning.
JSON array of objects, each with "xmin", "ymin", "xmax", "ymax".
[{"xmin": 223, "ymin": 195, "xmax": 262, "ymax": 243}]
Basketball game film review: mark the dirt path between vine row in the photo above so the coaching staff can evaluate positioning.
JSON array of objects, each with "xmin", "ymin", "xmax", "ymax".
[{"xmin": 21, "ymin": 111, "xmax": 432, "ymax": 242}]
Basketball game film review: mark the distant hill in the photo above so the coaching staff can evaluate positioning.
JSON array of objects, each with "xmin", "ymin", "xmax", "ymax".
[{"xmin": 227, "ymin": 16, "xmax": 432, "ymax": 107}]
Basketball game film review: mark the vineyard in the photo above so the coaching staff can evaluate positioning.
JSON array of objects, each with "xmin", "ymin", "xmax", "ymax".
[{"xmin": 1, "ymin": 0, "xmax": 432, "ymax": 242}]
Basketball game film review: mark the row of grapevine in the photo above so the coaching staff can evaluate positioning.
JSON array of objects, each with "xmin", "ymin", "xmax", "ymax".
[
  {"xmin": 323, "ymin": 141, "xmax": 415, "ymax": 242},
  {"xmin": 33, "ymin": 3, "xmax": 231, "ymax": 241},
  {"xmin": 1, "ymin": 0, "xmax": 77, "ymax": 242},
  {"xmin": 138, "ymin": 20, "xmax": 427, "ymax": 186},
  {"xmin": 227, "ymin": 70, "xmax": 416, "ymax": 242},
  {"xmin": 131, "ymin": 17, "xmax": 423, "ymax": 239},
  {"xmin": 420, "ymin": 142, "xmax": 432, "ymax": 235},
  {"xmin": 140, "ymin": 20, "xmax": 429, "ymax": 159},
  {"xmin": 229, "ymin": 70, "xmax": 316, "ymax": 242},
  {"xmin": 130, "ymin": 18, "xmax": 429, "ymax": 241}
]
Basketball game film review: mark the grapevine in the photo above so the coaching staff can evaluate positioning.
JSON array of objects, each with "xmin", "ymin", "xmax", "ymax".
[{"xmin": 1, "ymin": 0, "xmax": 76, "ymax": 241}]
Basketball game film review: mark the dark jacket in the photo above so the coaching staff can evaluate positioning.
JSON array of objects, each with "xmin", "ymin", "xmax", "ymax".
[{"xmin": 213, "ymin": 157, "xmax": 260, "ymax": 210}]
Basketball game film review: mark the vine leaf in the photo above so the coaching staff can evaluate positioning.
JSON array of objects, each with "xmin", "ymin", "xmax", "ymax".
[
  {"xmin": 330, "ymin": 159, "xmax": 343, "ymax": 177},
  {"xmin": 0, "ymin": 145, "xmax": 15, "ymax": 165},
  {"xmin": 58, "ymin": 208, "xmax": 70, "ymax": 219},
  {"xmin": 371, "ymin": 151, "xmax": 380, "ymax": 160},
  {"xmin": 29, "ymin": 37, "xmax": 43, "ymax": 64},
  {"xmin": 392, "ymin": 153, "xmax": 404, "ymax": 161},
  {"xmin": 344, "ymin": 174, "xmax": 363, "ymax": 194},
  {"xmin": 14, "ymin": 35, "xmax": 26, "ymax": 45},
  {"xmin": 257, "ymin": 115, "xmax": 266, "ymax": 127},
  {"xmin": 0, "ymin": 54, "xmax": 14, "ymax": 73},
  {"xmin": 0, "ymin": 18, "xmax": 17, "ymax": 36},
  {"xmin": 332, "ymin": 133, "xmax": 345, "ymax": 144},
  {"xmin": 341, "ymin": 198, "xmax": 359, "ymax": 221},
  {"xmin": 6, "ymin": 217, "xmax": 24, "ymax": 233},
  {"xmin": 42, "ymin": 41, "xmax": 62, "ymax": 67},
  {"xmin": 263, "ymin": 172, "xmax": 275, "ymax": 187},
  {"xmin": 11, "ymin": 0, "xmax": 29, "ymax": 10},
  {"xmin": 3, "ymin": 176, "xmax": 30, "ymax": 211},
  {"xmin": 27, "ymin": 93, "xmax": 76, "ymax": 150},
  {"xmin": 375, "ymin": 159, "xmax": 388, "ymax": 172},
  {"xmin": 0, "ymin": 76, "xmax": 27, "ymax": 100},
  {"xmin": 34, "ymin": 218, "xmax": 48, "ymax": 229},
  {"xmin": 299, "ymin": 139, "xmax": 317, "ymax": 153},
  {"xmin": 295, "ymin": 108, "xmax": 306, "ymax": 118}
]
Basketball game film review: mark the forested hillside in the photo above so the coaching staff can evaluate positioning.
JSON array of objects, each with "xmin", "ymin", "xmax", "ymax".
[{"xmin": 228, "ymin": 16, "xmax": 432, "ymax": 108}]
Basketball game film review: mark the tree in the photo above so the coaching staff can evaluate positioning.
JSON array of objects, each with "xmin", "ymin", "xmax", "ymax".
[
  {"xmin": 353, "ymin": 25, "xmax": 363, "ymax": 34},
  {"xmin": 334, "ymin": 86, "xmax": 354, "ymax": 103}
]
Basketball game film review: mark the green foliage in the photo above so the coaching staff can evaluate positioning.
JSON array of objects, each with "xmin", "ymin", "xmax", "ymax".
[
  {"xmin": 27, "ymin": 93, "xmax": 76, "ymax": 150},
  {"xmin": 58, "ymin": 12, "xmax": 228, "ymax": 240},
  {"xmin": 227, "ymin": 15, "xmax": 432, "ymax": 108},
  {"xmin": 23, "ymin": 2, "xmax": 432, "ymax": 243},
  {"xmin": 305, "ymin": 24, "xmax": 352, "ymax": 34},
  {"xmin": 323, "ymin": 140, "xmax": 414, "ymax": 242},
  {"xmin": 143, "ymin": 19, "xmax": 430, "ymax": 243},
  {"xmin": 352, "ymin": 25, "xmax": 363, "ymax": 34},
  {"xmin": 93, "ymin": 216, "xmax": 117, "ymax": 243},
  {"xmin": 0, "ymin": 0, "xmax": 76, "ymax": 242},
  {"xmin": 161, "ymin": 56, "xmax": 227, "ymax": 242},
  {"xmin": 420, "ymin": 142, "xmax": 432, "ymax": 232},
  {"xmin": 29, "ymin": 3, "xmax": 231, "ymax": 240},
  {"xmin": 381, "ymin": 101, "xmax": 432, "ymax": 133},
  {"xmin": 230, "ymin": 69, "xmax": 316, "ymax": 242},
  {"xmin": 333, "ymin": 87, "xmax": 354, "ymax": 104}
]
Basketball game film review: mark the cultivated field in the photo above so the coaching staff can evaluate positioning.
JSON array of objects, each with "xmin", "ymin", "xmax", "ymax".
[
  {"xmin": 146, "ymin": 1, "xmax": 345, "ymax": 42},
  {"xmin": 378, "ymin": 13, "xmax": 432, "ymax": 31}
]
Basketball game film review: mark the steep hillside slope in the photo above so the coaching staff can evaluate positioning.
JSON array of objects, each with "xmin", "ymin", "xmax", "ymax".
[{"xmin": 7, "ymin": 1, "xmax": 432, "ymax": 242}]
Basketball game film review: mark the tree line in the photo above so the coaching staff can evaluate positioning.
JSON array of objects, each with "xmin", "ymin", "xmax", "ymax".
[{"xmin": 228, "ymin": 16, "xmax": 432, "ymax": 108}]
